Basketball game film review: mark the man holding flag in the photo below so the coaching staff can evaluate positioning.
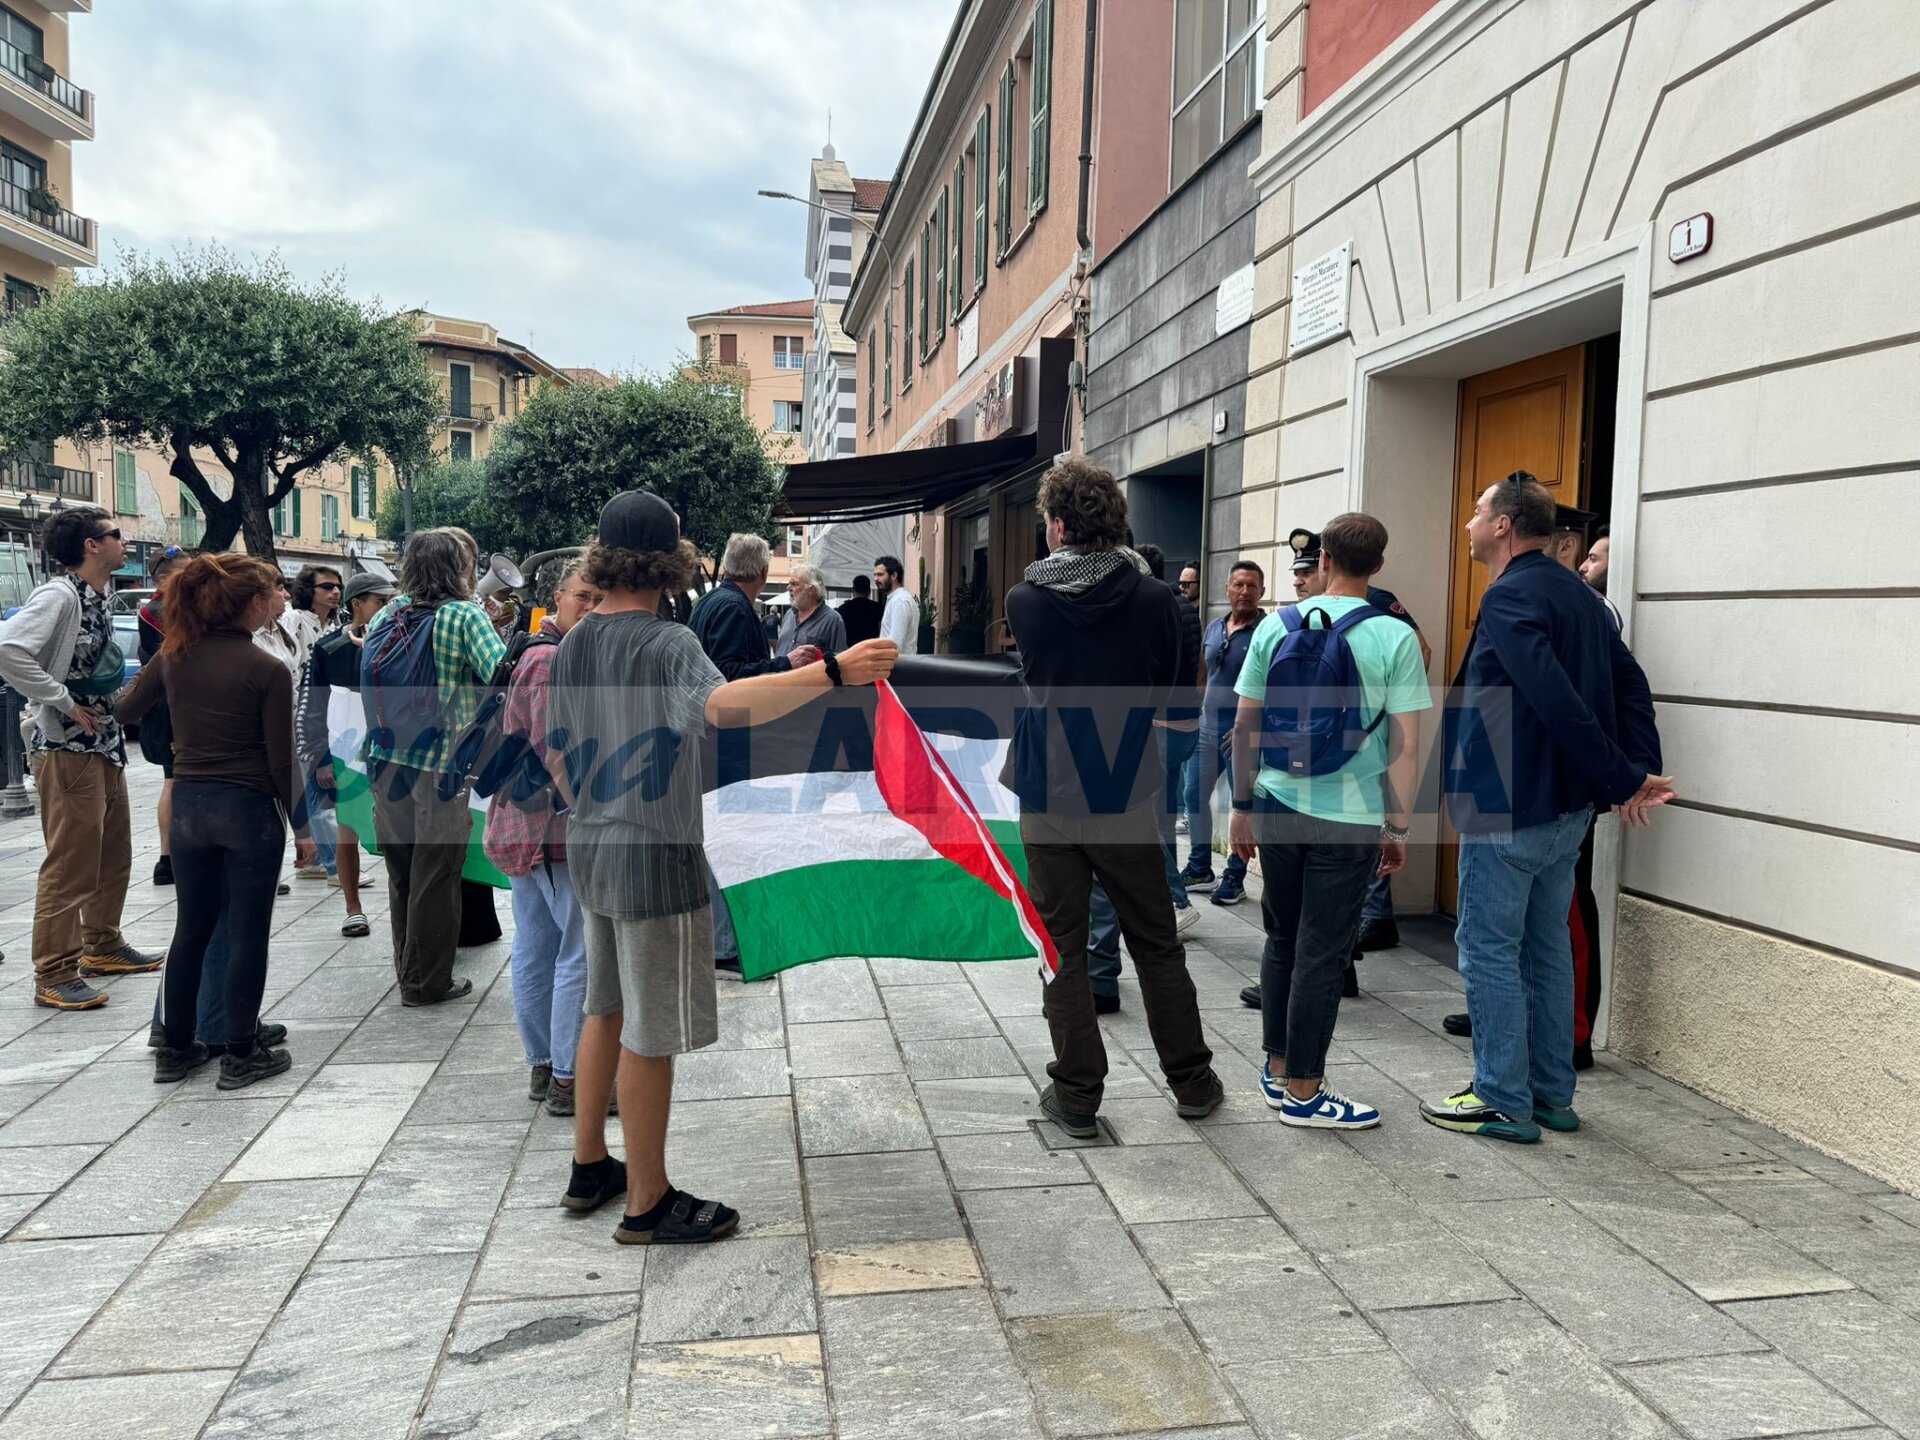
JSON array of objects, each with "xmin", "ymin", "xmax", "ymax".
[
  {"xmin": 1003, "ymin": 459, "xmax": 1223, "ymax": 1138},
  {"xmin": 549, "ymin": 490, "xmax": 896, "ymax": 1246}
]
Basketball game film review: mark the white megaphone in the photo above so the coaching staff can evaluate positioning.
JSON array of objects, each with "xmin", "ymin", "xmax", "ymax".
[{"xmin": 475, "ymin": 553, "xmax": 525, "ymax": 601}]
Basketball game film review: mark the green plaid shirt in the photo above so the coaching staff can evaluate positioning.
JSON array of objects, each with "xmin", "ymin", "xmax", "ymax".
[{"xmin": 362, "ymin": 595, "xmax": 507, "ymax": 775}]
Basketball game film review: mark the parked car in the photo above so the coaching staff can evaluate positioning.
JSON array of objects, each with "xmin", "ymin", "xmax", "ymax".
[{"xmin": 111, "ymin": 612, "xmax": 142, "ymax": 688}]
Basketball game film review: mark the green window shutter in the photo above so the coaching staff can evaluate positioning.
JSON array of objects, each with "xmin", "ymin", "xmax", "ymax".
[
  {"xmin": 292, "ymin": 488, "xmax": 302, "ymax": 538},
  {"xmin": 113, "ymin": 450, "xmax": 137, "ymax": 514},
  {"xmin": 951, "ymin": 160, "xmax": 965, "ymax": 317},
  {"xmin": 350, "ymin": 465, "xmax": 363, "ymax": 520},
  {"xmin": 935, "ymin": 189, "xmax": 949, "ymax": 340},
  {"xmin": 1029, "ymin": 0, "xmax": 1052, "ymax": 218},
  {"xmin": 867, "ymin": 332, "xmax": 876, "ymax": 430},
  {"xmin": 884, "ymin": 305, "xmax": 892, "ymax": 406},
  {"xmin": 366, "ymin": 466, "xmax": 377, "ymax": 518},
  {"xmin": 974, "ymin": 108, "xmax": 991, "ymax": 291},
  {"xmin": 902, "ymin": 261, "xmax": 914, "ymax": 383},
  {"xmin": 997, "ymin": 65, "xmax": 1014, "ymax": 256},
  {"xmin": 918, "ymin": 223, "xmax": 931, "ymax": 357}
]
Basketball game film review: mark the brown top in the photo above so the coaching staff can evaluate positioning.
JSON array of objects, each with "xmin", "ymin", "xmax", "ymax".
[{"xmin": 121, "ymin": 627, "xmax": 300, "ymax": 825}]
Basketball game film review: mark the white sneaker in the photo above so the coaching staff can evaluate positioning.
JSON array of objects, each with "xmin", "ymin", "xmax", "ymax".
[
  {"xmin": 1174, "ymin": 904, "xmax": 1200, "ymax": 937},
  {"xmin": 1174, "ymin": 817, "xmax": 1189, "ymax": 835},
  {"xmin": 293, "ymin": 865, "xmax": 328, "ymax": 882},
  {"xmin": 1263, "ymin": 1071, "xmax": 1382, "ymax": 1129}
]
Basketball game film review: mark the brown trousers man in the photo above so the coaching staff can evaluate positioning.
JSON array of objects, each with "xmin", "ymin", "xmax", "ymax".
[
  {"xmin": 1021, "ymin": 804, "xmax": 1214, "ymax": 1116},
  {"xmin": 30, "ymin": 750, "xmax": 132, "ymax": 987},
  {"xmin": 372, "ymin": 764, "xmax": 471, "ymax": 1004}
]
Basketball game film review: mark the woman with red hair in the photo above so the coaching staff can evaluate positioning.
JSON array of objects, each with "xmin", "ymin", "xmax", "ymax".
[{"xmin": 121, "ymin": 553, "xmax": 314, "ymax": 1089}]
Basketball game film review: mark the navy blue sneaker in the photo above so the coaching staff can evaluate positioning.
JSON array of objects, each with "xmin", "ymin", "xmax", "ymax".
[{"xmin": 1211, "ymin": 873, "xmax": 1245, "ymax": 906}]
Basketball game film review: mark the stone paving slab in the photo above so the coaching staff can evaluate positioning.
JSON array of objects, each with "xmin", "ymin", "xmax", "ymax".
[{"xmin": 1, "ymin": 763, "xmax": 1916, "ymax": 1436}]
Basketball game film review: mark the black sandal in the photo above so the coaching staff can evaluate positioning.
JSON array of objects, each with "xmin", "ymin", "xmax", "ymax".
[{"xmin": 613, "ymin": 1189, "xmax": 739, "ymax": 1246}]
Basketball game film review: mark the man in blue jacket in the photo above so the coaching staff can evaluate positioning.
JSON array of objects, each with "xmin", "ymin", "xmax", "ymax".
[{"xmin": 1424, "ymin": 472, "xmax": 1672, "ymax": 1144}]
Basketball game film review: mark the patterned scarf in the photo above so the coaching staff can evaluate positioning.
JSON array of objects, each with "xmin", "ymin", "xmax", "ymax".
[{"xmin": 1023, "ymin": 544, "xmax": 1150, "ymax": 596}]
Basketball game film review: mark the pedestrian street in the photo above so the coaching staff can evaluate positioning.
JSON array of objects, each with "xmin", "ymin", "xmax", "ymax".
[{"xmin": 2, "ymin": 759, "xmax": 1917, "ymax": 1440}]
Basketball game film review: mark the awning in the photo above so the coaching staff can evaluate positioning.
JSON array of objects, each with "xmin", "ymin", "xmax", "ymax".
[{"xmin": 781, "ymin": 433, "xmax": 1037, "ymax": 523}]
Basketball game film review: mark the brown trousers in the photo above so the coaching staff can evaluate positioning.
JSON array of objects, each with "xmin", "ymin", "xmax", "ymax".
[
  {"xmin": 29, "ymin": 750, "xmax": 132, "ymax": 986},
  {"xmin": 1020, "ymin": 805, "xmax": 1214, "ymax": 1115},
  {"xmin": 371, "ymin": 764, "xmax": 470, "ymax": 1004}
]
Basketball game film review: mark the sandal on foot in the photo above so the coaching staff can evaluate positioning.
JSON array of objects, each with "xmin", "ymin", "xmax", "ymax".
[
  {"xmin": 613, "ymin": 1189, "xmax": 739, "ymax": 1245},
  {"xmin": 341, "ymin": 913, "xmax": 371, "ymax": 938}
]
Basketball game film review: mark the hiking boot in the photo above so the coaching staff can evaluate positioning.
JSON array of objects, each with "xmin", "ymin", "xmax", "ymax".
[
  {"xmin": 217, "ymin": 1045, "xmax": 294, "ymax": 1091},
  {"xmin": 1210, "ymin": 873, "xmax": 1245, "ymax": 906},
  {"xmin": 545, "ymin": 1079, "xmax": 575, "ymax": 1116},
  {"xmin": 1039, "ymin": 1084, "xmax": 1099, "ymax": 1139},
  {"xmin": 154, "ymin": 1041, "xmax": 213, "ymax": 1084},
  {"xmin": 152, "ymin": 856, "xmax": 174, "ymax": 887},
  {"xmin": 1357, "ymin": 918, "xmax": 1399, "ymax": 951},
  {"xmin": 35, "ymin": 978, "xmax": 109, "ymax": 1010},
  {"xmin": 1420, "ymin": 1087, "xmax": 1541, "ymax": 1143},
  {"xmin": 81, "ymin": 943, "xmax": 164, "ymax": 976},
  {"xmin": 529, "ymin": 1063, "xmax": 553, "ymax": 1102},
  {"xmin": 1442, "ymin": 1012, "xmax": 1472, "ymax": 1038}
]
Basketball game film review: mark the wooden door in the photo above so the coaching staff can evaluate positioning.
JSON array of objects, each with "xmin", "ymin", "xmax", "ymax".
[{"xmin": 1438, "ymin": 345, "xmax": 1587, "ymax": 913}]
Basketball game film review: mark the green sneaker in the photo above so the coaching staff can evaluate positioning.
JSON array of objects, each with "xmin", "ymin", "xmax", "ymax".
[
  {"xmin": 1533, "ymin": 1101, "xmax": 1580, "ymax": 1133},
  {"xmin": 1420, "ymin": 1087, "xmax": 1541, "ymax": 1144}
]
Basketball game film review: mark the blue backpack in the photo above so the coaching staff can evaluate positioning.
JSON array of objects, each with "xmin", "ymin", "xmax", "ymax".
[
  {"xmin": 360, "ymin": 605, "xmax": 442, "ymax": 754},
  {"xmin": 1258, "ymin": 603, "xmax": 1387, "ymax": 777}
]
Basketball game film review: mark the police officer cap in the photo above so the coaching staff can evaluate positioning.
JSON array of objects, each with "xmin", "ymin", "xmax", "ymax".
[
  {"xmin": 1288, "ymin": 527, "xmax": 1321, "ymax": 572},
  {"xmin": 1553, "ymin": 503, "xmax": 1596, "ymax": 537}
]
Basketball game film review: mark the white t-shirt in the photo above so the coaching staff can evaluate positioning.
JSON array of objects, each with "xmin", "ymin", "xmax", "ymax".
[{"xmin": 881, "ymin": 588, "xmax": 920, "ymax": 655}]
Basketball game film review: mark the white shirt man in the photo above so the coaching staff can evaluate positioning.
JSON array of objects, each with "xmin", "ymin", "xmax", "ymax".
[{"xmin": 873, "ymin": 557, "xmax": 919, "ymax": 656}]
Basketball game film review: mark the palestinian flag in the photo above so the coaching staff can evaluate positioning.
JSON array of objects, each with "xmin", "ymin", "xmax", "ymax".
[
  {"xmin": 327, "ymin": 688, "xmax": 508, "ymax": 888},
  {"xmin": 701, "ymin": 655, "xmax": 1056, "ymax": 982}
]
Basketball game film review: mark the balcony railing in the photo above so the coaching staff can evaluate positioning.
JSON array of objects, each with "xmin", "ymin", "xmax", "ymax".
[
  {"xmin": 0, "ymin": 40, "xmax": 91, "ymax": 124},
  {"xmin": 3, "ymin": 457, "xmax": 94, "ymax": 501},
  {"xmin": 0, "ymin": 177, "xmax": 94, "ymax": 252},
  {"xmin": 447, "ymin": 399, "xmax": 495, "ymax": 424}
]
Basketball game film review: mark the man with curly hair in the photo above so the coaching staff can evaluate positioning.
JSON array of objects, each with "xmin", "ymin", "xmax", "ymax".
[
  {"xmin": 1002, "ymin": 458, "xmax": 1222, "ymax": 1139},
  {"xmin": 548, "ymin": 490, "xmax": 897, "ymax": 1245}
]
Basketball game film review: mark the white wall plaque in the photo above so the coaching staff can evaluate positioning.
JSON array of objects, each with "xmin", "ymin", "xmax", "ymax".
[
  {"xmin": 1213, "ymin": 263, "xmax": 1256, "ymax": 336},
  {"xmin": 1288, "ymin": 242, "xmax": 1352, "ymax": 356},
  {"xmin": 1668, "ymin": 213, "xmax": 1713, "ymax": 263},
  {"xmin": 957, "ymin": 306, "xmax": 979, "ymax": 369}
]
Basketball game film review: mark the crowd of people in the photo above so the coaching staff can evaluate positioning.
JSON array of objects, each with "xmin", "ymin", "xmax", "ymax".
[{"xmin": 0, "ymin": 454, "xmax": 1668, "ymax": 1242}]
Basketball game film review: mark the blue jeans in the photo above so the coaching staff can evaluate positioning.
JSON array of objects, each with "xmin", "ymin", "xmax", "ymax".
[
  {"xmin": 1455, "ymin": 809, "xmax": 1591, "ymax": 1119},
  {"xmin": 1185, "ymin": 729, "xmax": 1248, "ymax": 879},
  {"xmin": 1157, "ymin": 728, "xmax": 1197, "ymax": 908},
  {"xmin": 508, "ymin": 860, "xmax": 587, "ymax": 1082},
  {"xmin": 304, "ymin": 772, "xmax": 339, "ymax": 875},
  {"xmin": 1088, "ymin": 882, "xmax": 1120, "ymax": 997},
  {"xmin": 705, "ymin": 858, "xmax": 738, "ymax": 962},
  {"xmin": 1361, "ymin": 871, "xmax": 1394, "ymax": 923}
]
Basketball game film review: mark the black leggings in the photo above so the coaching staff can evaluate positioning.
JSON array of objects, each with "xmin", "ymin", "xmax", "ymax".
[{"xmin": 162, "ymin": 781, "xmax": 285, "ymax": 1050}]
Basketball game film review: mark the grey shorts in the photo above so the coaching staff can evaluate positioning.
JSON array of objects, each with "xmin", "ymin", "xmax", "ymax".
[{"xmin": 582, "ymin": 906, "xmax": 718, "ymax": 1057}]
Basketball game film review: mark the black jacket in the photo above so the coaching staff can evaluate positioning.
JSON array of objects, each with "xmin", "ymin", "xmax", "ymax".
[
  {"xmin": 689, "ymin": 580, "xmax": 790, "ymax": 680},
  {"xmin": 1002, "ymin": 562, "xmax": 1180, "ymax": 815},
  {"xmin": 1442, "ymin": 550, "xmax": 1660, "ymax": 833},
  {"xmin": 298, "ymin": 625, "xmax": 364, "ymax": 768},
  {"xmin": 837, "ymin": 594, "xmax": 883, "ymax": 645}
]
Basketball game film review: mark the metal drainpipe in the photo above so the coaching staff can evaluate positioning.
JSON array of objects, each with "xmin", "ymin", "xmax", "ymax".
[{"xmin": 1075, "ymin": 0, "xmax": 1098, "ymax": 254}]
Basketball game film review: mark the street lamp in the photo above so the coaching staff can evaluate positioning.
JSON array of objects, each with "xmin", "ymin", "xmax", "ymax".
[{"xmin": 756, "ymin": 189, "xmax": 900, "ymax": 283}]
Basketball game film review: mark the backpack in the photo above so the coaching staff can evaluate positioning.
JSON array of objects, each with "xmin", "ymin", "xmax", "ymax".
[
  {"xmin": 359, "ymin": 605, "xmax": 442, "ymax": 757},
  {"xmin": 459, "ymin": 630, "xmax": 558, "ymax": 803},
  {"xmin": 1257, "ymin": 603, "xmax": 1388, "ymax": 778}
]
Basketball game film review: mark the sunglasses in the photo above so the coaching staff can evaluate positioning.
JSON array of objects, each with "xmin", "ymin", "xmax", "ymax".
[
  {"xmin": 316, "ymin": 582, "xmax": 342, "ymax": 592},
  {"xmin": 91, "ymin": 528, "xmax": 122, "ymax": 542}
]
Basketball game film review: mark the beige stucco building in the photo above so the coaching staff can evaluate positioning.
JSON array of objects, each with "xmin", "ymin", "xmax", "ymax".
[{"xmin": 1241, "ymin": 0, "xmax": 1920, "ymax": 1186}]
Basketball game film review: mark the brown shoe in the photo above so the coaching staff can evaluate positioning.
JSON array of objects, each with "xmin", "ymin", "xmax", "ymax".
[
  {"xmin": 80, "ymin": 944, "xmax": 164, "ymax": 976},
  {"xmin": 35, "ymin": 979, "xmax": 110, "ymax": 1010},
  {"xmin": 1174, "ymin": 1071, "xmax": 1227, "ymax": 1119}
]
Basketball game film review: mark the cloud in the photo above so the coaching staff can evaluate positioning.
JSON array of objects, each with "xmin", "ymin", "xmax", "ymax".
[{"xmin": 73, "ymin": 0, "xmax": 953, "ymax": 373}]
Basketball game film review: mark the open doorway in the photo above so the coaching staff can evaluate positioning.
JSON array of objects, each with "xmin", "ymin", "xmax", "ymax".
[{"xmin": 1127, "ymin": 449, "xmax": 1207, "ymax": 577}]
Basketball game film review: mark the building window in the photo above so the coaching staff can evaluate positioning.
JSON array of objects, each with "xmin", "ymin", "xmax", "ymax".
[
  {"xmin": 113, "ymin": 449, "xmax": 137, "ymax": 515},
  {"xmin": 933, "ymin": 187, "xmax": 949, "ymax": 344},
  {"xmin": 1171, "ymin": 0, "xmax": 1264, "ymax": 189},
  {"xmin": 773, "ymin": 335, "xmax": 806, "ymax": 370},
  {"xmin": 918, "ymin": 222, "xmax": 932, "ymax": 359},
  {"xmin": 4, "ymin": 274, "xmax": 43, "ymax": 317},
  {"xmin": 774, "ymin": 400, "xmax": 804, "ymax": 433},
  {"xmin": 1026, "ymin": 0, "xmax": 1054, "ymax": 219},
  {"xmin": 997, "ymin": 63, "xmax": 1017, "ymax": 258},
  {"xmin": 179, "ymin": 490, "xmax": 203, "ymax": 547},
  {"xmin": 498, "ymin": 375, "xmax": 508, "ymax": 416},
  {"xmin": 973, "ymin": 108, "xmax": 991, "ymax": 294},
  {"xmin": 350, "ymin": 463, "xmax": 375, "ymax": 521},
  {"xmin": 718, "ymin": 333, "xmax": 739, "ymax": 366},
  {"xmin": 272, "ymin": 488, "xmax": 303, "ymax": 538},
  {"xmin": 951, "ymin": 158, "xmax": 966, "ymax": 320},
  {"xmin": 321, "ymin": 492, "xmax": 340, "ymax": 543},
  {"xmin": 883, "ymin": 304, "xmax": 893, "ymax": 411},
  {"xmin": 867, "ymin": 330, "xmax": 876, "ymax": 432},
  {"xmin": 699, "ymin": 334, "xmax": 715, "ymax": 363},
  {"xmin": 450, "ymin": 430, "xmax": 473, "ymax": 462},
  {"xmin": 448, "ymin": 361, "xmax": 473, "ymax": 420},
  {"xmin": 902, "ymin": 260, "xmax": 915, "ymax": 386},
  {"xmin": 786, "ymin": 525, "xmax": 805, "ymax": 559}
]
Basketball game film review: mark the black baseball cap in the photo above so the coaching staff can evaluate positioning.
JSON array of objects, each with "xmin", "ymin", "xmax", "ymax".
[
  {"xmin": 1288, "ymin": 527, "xmax": 1321, "ymax": 572},
  {"xmin": 598, "ymin": 490, "xmax": 680, "ymax": 553}
]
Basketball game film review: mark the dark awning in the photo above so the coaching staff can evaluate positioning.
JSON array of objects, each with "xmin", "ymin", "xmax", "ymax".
[{"xmin": 781, "ymin": 433, "xmax": 1037, "ymax": 522}]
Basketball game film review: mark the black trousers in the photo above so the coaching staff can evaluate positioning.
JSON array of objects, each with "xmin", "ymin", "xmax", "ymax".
[
  {"xmin": 162, "ymin": 781, "xmax": 285, "ymax": 1050},
  {"xmin": 1021, "ymin": 805, "xmax": 1214, "ymax": 1115},
  {"xmin": 1253, "ymin": 796, "xmax": 1379, "ymax": 1080}
]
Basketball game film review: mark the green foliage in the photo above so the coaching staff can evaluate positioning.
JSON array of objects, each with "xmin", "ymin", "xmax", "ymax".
[
  {"xmin": 483, "ymin": 368, "xmax": 783, "ymax": 572},
  {"xmin": 0, "ymin": 247, "xmax": 437, "ymax": 560},
  {"xmin": 376, "ymin": 459, "xmax": 506, "ymax": 550}
]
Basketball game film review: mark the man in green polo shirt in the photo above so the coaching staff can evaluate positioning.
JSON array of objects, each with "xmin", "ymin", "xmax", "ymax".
[{"xmin": 1226, "ymin": 512, "xmax": 1431, "ymax": 1130}]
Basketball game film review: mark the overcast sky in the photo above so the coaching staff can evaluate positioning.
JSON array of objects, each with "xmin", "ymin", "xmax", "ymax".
[{"xmin": 77, "ymin": 0, "xmax": 951, "ymax": 375}]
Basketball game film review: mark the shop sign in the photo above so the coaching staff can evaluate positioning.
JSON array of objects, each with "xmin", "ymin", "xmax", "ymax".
[
  {"xmin": 1288, "ymin": 242, "xmax": 1352, "ymax": 357},
  {"xmin": 974, "ymin": 357, "xmax": 1026, "ymax": 440}
]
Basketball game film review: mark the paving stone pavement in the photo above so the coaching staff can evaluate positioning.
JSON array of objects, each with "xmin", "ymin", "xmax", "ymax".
[{"xmin": 1, "ymin": 762, "xmax": 1917, "ymax": 1438}]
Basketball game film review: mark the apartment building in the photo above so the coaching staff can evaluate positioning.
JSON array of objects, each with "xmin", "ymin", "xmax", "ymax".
[
  {"xmin": 0, "ymin": 0, "xmax": 96, "ymax": 603},
  {"xmin": 1237, "ymin": 0, "xmax": 1920, "ymax": 1186}
]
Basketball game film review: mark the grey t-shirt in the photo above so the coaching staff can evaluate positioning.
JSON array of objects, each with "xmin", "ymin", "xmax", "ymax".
[
  {"xmin": 548, "ymin": 609, "xmax": 724, "ymax": 920},
  {"xmin": 776, "ymin": 602, "xmax": 847, "ymax": 656}
]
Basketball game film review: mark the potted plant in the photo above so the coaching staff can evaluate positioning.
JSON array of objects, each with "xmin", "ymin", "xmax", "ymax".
[
  {"xmin": 916, "ymin": 562, "xmax": 937, "ymax": 655},
  {"xmin": 25, "ymin": 181, "xmax": 60, "ymax": 216},
  {"xmin": 940, "ymin": 572, "xmax": 993, "ymax": 656}
]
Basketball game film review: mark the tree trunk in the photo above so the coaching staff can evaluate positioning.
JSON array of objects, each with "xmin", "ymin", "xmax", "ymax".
[{"xmin": 236, "ymin": 483, "xmax": 277, "ymax": 565}]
